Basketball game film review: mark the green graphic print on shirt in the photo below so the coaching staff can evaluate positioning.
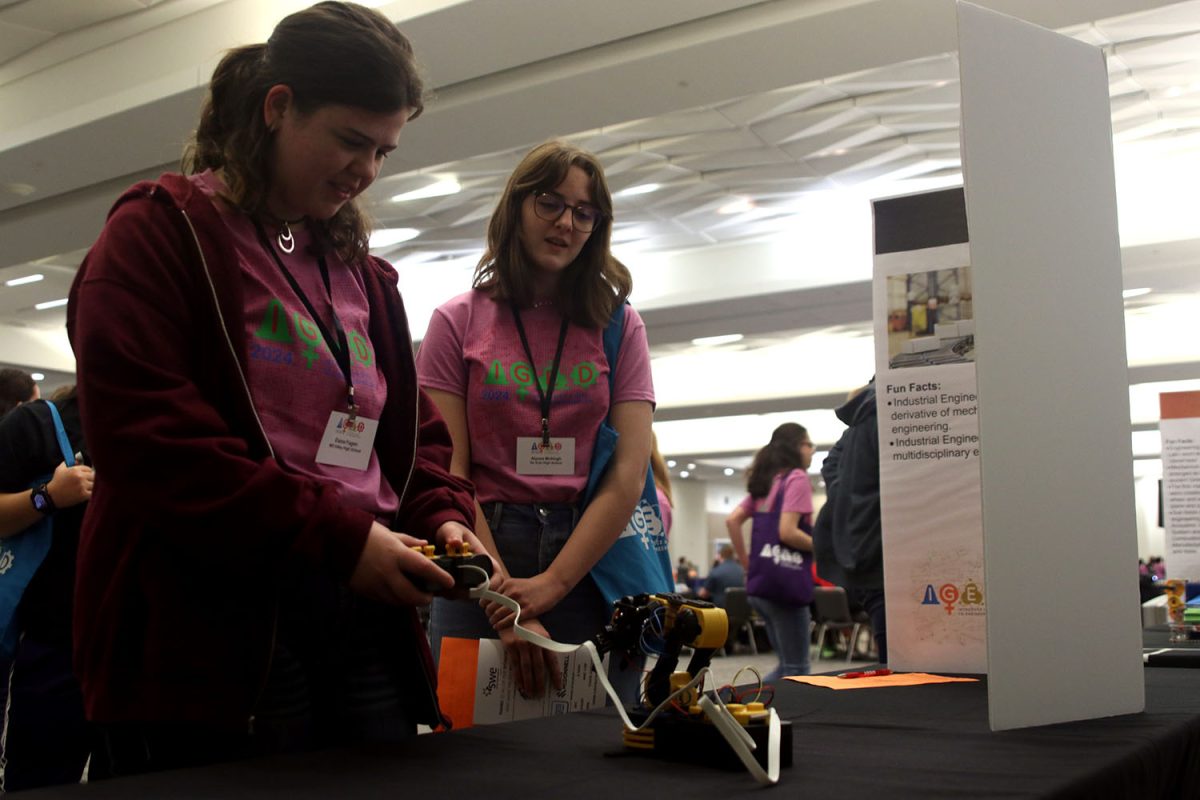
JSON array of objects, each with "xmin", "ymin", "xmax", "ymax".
[
  {"xmin": 481, "ymin": 357, "xmax": 600, "ymax": 403},
  {"xmin": 251, "ymin": 297, "xmax": 375, "ymax": 376}
]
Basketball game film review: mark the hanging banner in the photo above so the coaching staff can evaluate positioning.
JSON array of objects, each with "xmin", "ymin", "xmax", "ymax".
[
  {"xmin": 872, "ymin": 189, "xmax": 987, "ymax": 674},
  {"xmin": 1160, "ymin": 391, "xmax": 1200, "ymax": 581}
]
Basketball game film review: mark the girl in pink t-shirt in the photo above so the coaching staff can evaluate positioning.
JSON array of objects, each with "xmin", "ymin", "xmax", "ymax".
[
  {"xmin": 417, "ymin": 141, "xmax": 655, "ymax": 700},
  {"xmin": 724, "ymin": 423, "xmax": 816, "ymax": 681}
]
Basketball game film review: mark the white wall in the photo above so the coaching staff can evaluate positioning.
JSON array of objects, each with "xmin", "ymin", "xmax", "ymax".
[{"xmin": 666, "ymin": 479, "xmax": 708, "ymax": 577}]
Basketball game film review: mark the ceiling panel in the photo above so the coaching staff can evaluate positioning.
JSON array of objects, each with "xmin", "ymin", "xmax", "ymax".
[{"xmin": 0, "ymin": 21, "xmax": 51, "ymax": 63}]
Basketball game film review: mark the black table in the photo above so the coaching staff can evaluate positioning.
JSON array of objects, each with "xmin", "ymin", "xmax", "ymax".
[
  {"xmin": 1143, "ymin": 624, "xmax": 1200, "ymax": 668},
  {"xmin": 24, "ymin": 666, "xmax": 1200, "ymax": 799}
]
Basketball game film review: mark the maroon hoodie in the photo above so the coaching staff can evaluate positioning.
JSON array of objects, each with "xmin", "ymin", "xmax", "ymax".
[{"xmin": 67, "ymin": 174, "xmax": 473, "ymax": 729}]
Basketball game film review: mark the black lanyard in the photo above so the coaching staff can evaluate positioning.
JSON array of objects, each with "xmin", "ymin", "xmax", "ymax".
[
  {"xmin": 254, "ymin": 221, "xmax": 358, "ymax": 419},
  {"xmin": 510, "ymin": 303, "xmax": 569, "ymax": 446}
]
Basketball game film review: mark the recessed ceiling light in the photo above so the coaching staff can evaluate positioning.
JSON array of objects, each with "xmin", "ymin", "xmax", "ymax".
[
  {"xmin": 390, "ymin": 179, "xmax": 461, "ymax": 202},
  {"xmin": 617, "ymin": 183, "xmax": 660, "ymax": 197},
  {"xmin": 34, "ymin": 298, "xmax": 68, "ymax": 310},
  {"xmin": 723, "ymin": 467, "xmax": 735, "ymax": 476},
  {"xmin": 691, "ymin": 333, "xmax": 744, "ymax": 347},
  {"xmin": 679, "ymin": 470, "xmax": 690, "ymax": 479},
  {"xmin": 369, "ymin": 228, "xmax": 420, "ymax": 249},
  {"xmin": 31, "ymin": 373, "xmax": 45, "ymax": 381},
  {"xmin": 687, "ymin": 463, "xmax": 696, "ymax": 470},
  {"xmin": 667, "ymin": 460, "xmax": 676, "ymax": 468},
  {"xmin": 1123, "ymin": 287, "xmax": 1152, "ymax": 299},
  {"xmin": 4, "ymin": 274, "xmax": 43, "ymax": 287},
  {"xmin": 718, "ymin": 198, "xmax": 755, "ymax": 215}
]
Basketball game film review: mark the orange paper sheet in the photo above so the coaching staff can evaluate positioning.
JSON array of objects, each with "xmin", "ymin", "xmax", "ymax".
[
  {"xmin": 785, "ymin": 672, "xmax": 979, "ymax": 690},
  {"xmin": 436, "ymin": 637, "xmax": 481, "ymax": 730}
]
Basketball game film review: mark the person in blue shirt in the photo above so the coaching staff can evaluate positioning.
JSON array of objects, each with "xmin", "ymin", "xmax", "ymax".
[{"xmin": 699, "ymin": 544, "xmax": 745, "ymax": 607}]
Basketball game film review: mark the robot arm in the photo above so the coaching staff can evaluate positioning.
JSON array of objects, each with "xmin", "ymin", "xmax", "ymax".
[{"xmin": 593, "ymin": 593, "xmax": 728, "ymax": 707}]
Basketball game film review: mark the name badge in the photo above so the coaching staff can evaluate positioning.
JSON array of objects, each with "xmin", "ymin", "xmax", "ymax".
[
  {"xmin": 516, "ymin": 436, "xmax": 575, "ymax": 475},
  {"xmin": 315, "ymin": 411, "xmax": 380, "ymax": 471}
]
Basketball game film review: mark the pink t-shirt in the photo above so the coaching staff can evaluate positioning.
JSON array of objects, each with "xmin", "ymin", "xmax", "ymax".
[
  {"xmin": 192, "ymin": 171, "xmax": 399, "ymax": 520},
  {"xmin": 656, "ymin": 487, "xmax": 673, "ymax": 538},
  {"xmin": 416, "ymin": 289, "xmax": 654, "ymax": 504},
  {"xmin": 738, "ymin": 469, "xmax": 813, "ymax": 520}
]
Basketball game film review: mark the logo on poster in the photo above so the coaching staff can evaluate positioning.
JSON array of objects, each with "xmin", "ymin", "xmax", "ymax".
[{"xmin": 921, "ymin": 580, "xmax": 985, "ymax": 615}]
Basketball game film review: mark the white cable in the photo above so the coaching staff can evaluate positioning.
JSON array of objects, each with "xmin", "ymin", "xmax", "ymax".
[
  {"xmin": 464, "ymin": 567, "xmax": 781, "ymax": 785},
  {"xmin": 698, "ymin": 696, "xmax": 781, "ymax": 786}
]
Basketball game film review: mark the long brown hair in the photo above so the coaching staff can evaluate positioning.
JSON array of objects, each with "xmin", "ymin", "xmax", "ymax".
[
  {"xmin": 473, "ymin": 140, "xmax": 631, "ymax": 329},
  {"xmin": 183, "ymin": 1, "xmax": 424, "ymax": 263},
  {"xmin": 746, "ymin": 423, "xmax": 809, "ymax": 498}
]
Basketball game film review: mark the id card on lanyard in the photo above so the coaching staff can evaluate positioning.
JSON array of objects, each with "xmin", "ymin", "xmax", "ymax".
[
  {"xmin": 254, "ymin": 221, "xmax": 378, "ymax": 470},
  {"xmin": 510, "ymin": 303, "xmax": 575, "ymax": 476}
]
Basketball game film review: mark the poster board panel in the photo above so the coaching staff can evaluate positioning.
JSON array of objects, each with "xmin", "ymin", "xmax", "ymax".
[
  {"xmin": 872, "ymin": 216, "xmax": 988, "ymax": 673},
  {"xmin": 957, "ymin": 1, "xmax": 1144, "ymax": 730}
]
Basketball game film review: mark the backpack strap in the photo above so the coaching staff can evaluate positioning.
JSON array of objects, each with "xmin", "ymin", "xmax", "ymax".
[
  {"xmin": 600, "ymin": 302, "xmax": 628, "ymax": 407},
  {"xmin": 43, "ymin": 401, "xmax": 75, "ymax": 467}
]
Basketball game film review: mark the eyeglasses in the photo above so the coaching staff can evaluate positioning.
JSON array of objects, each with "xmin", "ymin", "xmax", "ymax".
[{"xmin": 531, "ymin": 191, "xmax": 605, "ymax": 232}]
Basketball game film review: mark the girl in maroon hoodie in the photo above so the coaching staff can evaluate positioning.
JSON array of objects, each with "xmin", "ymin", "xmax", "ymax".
[{"xmin": 68, "ymin": 2, "xmax": 488, "ymax": 777}]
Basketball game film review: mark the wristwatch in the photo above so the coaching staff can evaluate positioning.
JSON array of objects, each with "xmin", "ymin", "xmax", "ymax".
[{"xmin": 30, "ymin": 483, "xmax": 55, "ymax": 515}]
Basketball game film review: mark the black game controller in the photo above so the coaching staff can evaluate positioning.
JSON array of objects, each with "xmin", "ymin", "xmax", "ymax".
[{"xmin": 408, "ymin": 541, "xmax": 493, "ymax": 595}]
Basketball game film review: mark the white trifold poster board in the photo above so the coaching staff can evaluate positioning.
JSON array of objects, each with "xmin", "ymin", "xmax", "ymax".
[
  {"xmin": 873, "ymin": 203, "xmax": 986, "ymax": 674},
  {"xmin": 871, "ymin": 2, "xmax": 1144, "ymax": 731},
  {"xmin": 1161, "ymin": 391, "xmax": 1200, "ymax": 581}
]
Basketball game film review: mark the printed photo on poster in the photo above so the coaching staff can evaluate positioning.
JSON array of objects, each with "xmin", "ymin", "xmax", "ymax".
[{"xmin": 886, "ymin": 266, "xmax": 975, "ymax": 369}]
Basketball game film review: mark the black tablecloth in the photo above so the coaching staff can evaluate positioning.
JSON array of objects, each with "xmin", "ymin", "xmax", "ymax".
[
  {"xmin": 24, "ymin": 667, "xmax": 1200, "ymax": 799},
  {"xmin": 1143, "ymin": 624, "xmax": 1200, "ymax": 668}
]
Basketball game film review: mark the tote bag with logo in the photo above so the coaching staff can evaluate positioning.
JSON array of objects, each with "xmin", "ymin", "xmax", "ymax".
[
  {"xmin": 746, "ymin": 469, "xmax": 814, "ymax": 607},
  {"xmin": 583, "ymin": 304, "xmax": 673, "ymax": 605}
]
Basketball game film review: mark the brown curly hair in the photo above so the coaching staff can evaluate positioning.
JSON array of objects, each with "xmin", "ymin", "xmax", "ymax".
[{"xmin": 183, "ymin": 2, "xmax": 424, "ymax": 263}]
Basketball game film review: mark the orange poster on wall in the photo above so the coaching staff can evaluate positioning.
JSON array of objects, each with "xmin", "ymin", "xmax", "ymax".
[{"xmin": 1160, "ymin": 391, "xmax": 1200, "ymax": 581}]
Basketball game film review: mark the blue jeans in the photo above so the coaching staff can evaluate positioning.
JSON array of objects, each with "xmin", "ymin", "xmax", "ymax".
[
  {"xmin": 430, "ymin": 502, "xmax": 642, "ymax": 704},
  {"xmin": 748, "ymin": 595, "xmax": 812, "ymax": 682}
]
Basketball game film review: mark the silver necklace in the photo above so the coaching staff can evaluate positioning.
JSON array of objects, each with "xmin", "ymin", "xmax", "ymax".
[
  {"xmin": 277, "ymin": 220, "xmax": 298, "ymax": 254},
  {"xmin": 264, "ymin": 214, "xmax": 304, "ymax": 254}
]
